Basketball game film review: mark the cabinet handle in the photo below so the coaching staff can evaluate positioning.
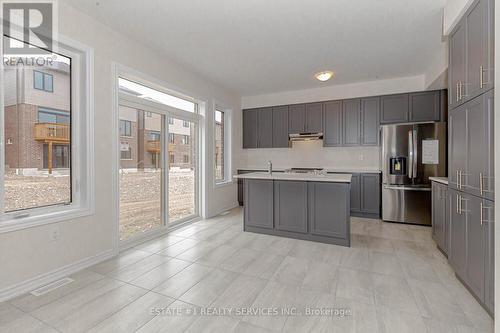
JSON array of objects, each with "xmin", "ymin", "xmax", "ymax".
[
  {"xmin": 459, "ymin": 81, "xmax": 463, "ymax": 100},
  {"xmin": 480, "ymin": 66, "xmax": 484, "ymax": 89},
  {"xmin": 480, "ymin": 202, "xmax": 483, "ymax": 226},
  {"xmin": 456, "ymin": 83, "xmax": 460, "ymax": 102},
  {"xmin": 479, "ymin": 173, "xmax": 484, "ymax": 195},
  {"xmin": 456, "ymin": 170, "xmax": 459, "ymax": 188},
  {"xmin": 456, "ymin": 194, "xmax": 460, "ymax": 214}
]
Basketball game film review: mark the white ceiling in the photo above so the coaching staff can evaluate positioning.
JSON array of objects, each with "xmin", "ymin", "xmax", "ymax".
[{"xmin": 63, "ymin": 0, "xmax": 447, "ymax": 96}]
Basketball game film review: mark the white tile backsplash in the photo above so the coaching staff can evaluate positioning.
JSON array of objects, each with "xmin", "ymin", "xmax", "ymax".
[{"xmin": 239, "ymin": 140, "xmax": 380, "ymax": 170}]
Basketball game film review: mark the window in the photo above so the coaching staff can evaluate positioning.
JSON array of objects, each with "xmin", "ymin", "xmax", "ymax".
[
  {"xmin": 168, "ymin": 118, "xmax": 174, "ymax": 125},
  {"xmin": 33, "ymin": 71, "xmax": 53, "ymax": 92},
  {"xmin": 183, "ymin": 155, "xmax": 189, "ymax": 163},
  {"xmin": 215, "ymin": 107, "xmax": 230, "ymax": 184},
  {"xmin": 169, "ymin": 133, "xmax": 175, "ymax": 143},
  {"xmin": 120, "ymin": 146, "xmax": 132, "ymax": 160},
  {"xmin": 149, "ymin": 131, "xmax": 160, "ymax": 141},
  {"xmin": 120, "ymin": 120, "xmax": 132, "ymax": 137},
  {"xmin": 182, "ymin": 135, "xmax": 190, "ymax": 145},
  {"xmin": 169, "ymin": 154, "xmax": 175, "ymax": 164},
  {"xmin": 1, "ymin": 34, "xmax": 94, "ymax": 231},
  {"xmin": 145, "ymin": 111, "xmax": 152, "ymax": 117},
  {"xmin": 183, "ymin": 120, "xmax": 190, "ymax": 128}
]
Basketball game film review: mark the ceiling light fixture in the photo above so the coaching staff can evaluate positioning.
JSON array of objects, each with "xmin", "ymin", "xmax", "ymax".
[{"xmin": 315, "ymin": 71, "xmax": 334, "ymax": 82}]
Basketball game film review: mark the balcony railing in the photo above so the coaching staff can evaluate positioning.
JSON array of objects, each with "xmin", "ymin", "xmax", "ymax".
[
  {"xmin": 146, "ymin": 140, "xmax": 175, "ymax": 153},
  {"xmin": 34, "ymin": 123, "xmax": 70, "ymax": 143}
]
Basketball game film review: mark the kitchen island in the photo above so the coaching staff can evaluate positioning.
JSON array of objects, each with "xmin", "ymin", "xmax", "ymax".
[{"xmin": 233, "ymin": 172, "xmax": 352, "ymax": 247}]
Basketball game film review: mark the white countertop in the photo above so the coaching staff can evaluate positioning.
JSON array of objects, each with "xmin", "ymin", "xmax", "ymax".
[
  {"xmin": 238, "ymin": 167, "xmax": 381, "ymax": 174},
  {"xmin": 234, "ymin": 172, "xmax": 352, "ymax": 183},
  {"xmin": 429, "ymin": 177, "xmax": 448, "ymax": 185}
]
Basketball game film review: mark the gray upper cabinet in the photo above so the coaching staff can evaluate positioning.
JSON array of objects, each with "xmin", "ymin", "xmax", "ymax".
[
  {"xmin": 323, "ymin": 100, "xmax": 342, "ymax": 147},
  {"xmin": 288, "ymin": 104, "xmax": 306, "ymax": 134},
  {"xmin": 465, "ymin": 0, "xmax": 494, "ymax": 102},
  {"xmin": 274, "ymin": 181, "xmax": 308, "ymax": 233},
  {"xmin": 343, "ymin": 99, "xmax": 361, "ymax": 146},
  {"xmin": 243, "ymin": 109, "xmax": 258, "ymax": 148},
  {"xmin": 305, "ymin": 103, "xmax": 323, "ymax": 133},
  {"xmin": 360, "ymin": 97, "xmax": 380, "ymax": 146},
  {"xmin": 360, "ymin": 173, "xmax": 380, "ymax": 214},
  {"xmin": 244, "ymin": 179, "xmax": 273, "ymax": 229},
  {"xmin": 272, "ymin": 106, "xmax": 290, "ymax": 148},
  {"xmin": 409, "ymin": 91, "xmax": 440, "ymax": 121},
  {"xmin": 380, "ymin": 93, "xmax": 409, "ymax": 124},
  {"xmin": 448, "ymin": 105, "xmax": 467, "ymax": 190},
  {"xmin": 257, "ymin": 108, "xmax": 273, "ymax": 148},
  {"xmin": 308, "ymin": 182, "xmax": 349, "ymax": 240},
  {"xmin": 449, "ymin": 22, "xmax": 466, "ymax": 108}
]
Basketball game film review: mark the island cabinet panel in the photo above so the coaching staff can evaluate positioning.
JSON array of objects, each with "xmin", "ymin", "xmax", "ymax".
[
  {"xmin": 323, "ymin": 100, "xmax": 342, "ymax": 147},
  {"xmin": 272, "ymin": 106, "xmax": 290, "ymax": 148},
  {"xmin": 380, "ymin": 93, "xmax": 409, "ymax": 124},
  {"xmin": 274, "ymin": 181, "xmax": 308, "ymax": 233},
  {"xmin": 288, "ymin": 104, "xmax": 306, "ymax": 134},
  {"xmin": 244, "ymin": 179, "xmax": 274, "ymax": 229},
  {"xmin": 305, "ymin": 102, "xmax": 323, "ymax": 133},
  {"xmin": 409, "ymin": 91, "xmax": 441, "ymax": 122},
  {"xmin": 308, "ymin": 182, "xmax": 349, "ymax": 240}
]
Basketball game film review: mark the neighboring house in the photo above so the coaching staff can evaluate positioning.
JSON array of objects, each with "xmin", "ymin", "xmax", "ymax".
[
  {"xmin": 4, "ymin": 63, "xmax": 71, "ymax": 173},
  {"xmin": 119, "ymin": 105, "xmax": 194, "ymax": 170}
]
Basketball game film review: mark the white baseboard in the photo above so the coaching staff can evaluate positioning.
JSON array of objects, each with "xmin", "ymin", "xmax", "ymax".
[
  {"xmin": 0, "ymin": 249, "xmax": 116, "ymax": 303},
  {"xmin": 209, "ymin": 201, "xmax": 240, "ymax": 218}
]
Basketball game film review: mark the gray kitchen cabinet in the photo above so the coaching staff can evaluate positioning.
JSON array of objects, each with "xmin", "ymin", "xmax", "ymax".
[
  {"xmin": 360, "ymin": 173, "xmax": 380, "ymax": 214},
  {"xmin": 432, "ymin": 181, "xmax": 449, "ymax": 255},
  {"xmin": 465, "ymin": 0, "xmax": 494, "ymax": 102},
  {"xmin": 238, "ymin": 170, "xmax": 255, "ymax": 206},
  {"xmin": 448, "ymin": 188, "xmax": 467, "ymax": 278},
  {"xmin": 288, "ymin": 104, "xmax": 306, "ymax": 134},
  {"xmin": 272, "ymin": 106, "xmax": 290, "ymax": 148},
  {"xmin": 243, "ymin": 109, "xmax": 258, "ymax": 148},
  {"xmin": 380, "ymin": 93, "xmax": 409, "ymax": 124},
  {"xmin": 274, "ymin": 181, "xmax": 308, "ymax": 233},
  {"xmin": 449, "ymin": 21, "xmax": 466, "ymax": 108},
  {"xmin": 464, "ymin": 193, "xmax": 486, "ymax": 303},
  {"xmin": 350, "ymin": 173, "xmax": 361, "ymax": 213},
  {"xmin": 484, "ymin": 199, "xmax": 494, "ymax": 314},
  {"xmin": 343, "ymin": 99, "xmax": 361, "ymax": 146},
  {"xmin": 360, "ymin": 97, "xmax": 380, "ymax": 146},
  {"xmin": 308, "ymin": 182, "xmax": 350, "ymax": 241},
  {"xmin": 323, "ymin": 100, "xmax": 343, "ymax": 147},
  {"xmin": 409, "ymin": 91, "xmax": 441, "ymax": 122},
  {"xmin": 466, "ymin": 91, "xmax": 494, "ymax": 200},
  {"xmin": 244, "ymin": 179, "xmax": 274, "ymax": 229},
  {"xmin": 448, "ymin": 104, "xmax": 467, "ymax": 190},
  {"xmin": 257, "ymin": 107, "xmax": 273, "ymax": 148},
  {"xmin": 305, "ymin": 102, "xmax": 323, "ymax": 133}
]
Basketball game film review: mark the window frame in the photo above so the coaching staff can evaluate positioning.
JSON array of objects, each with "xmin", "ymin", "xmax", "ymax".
[
  {"xmin": 213, "ymin": 103, "xmax": 232, "ymax": 187},
  {"xmin": 33, "ymin": 70, "xmax": 54, "ymax": 92},
  {"xmin": 0, "ymin": 32, "xmax": 95, "ymax": 233},
  {"xmin": 119, "ymin": 119, "xmax": 132, "ymax": 137}
]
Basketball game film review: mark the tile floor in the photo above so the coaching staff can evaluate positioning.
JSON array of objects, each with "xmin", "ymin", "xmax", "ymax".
[{"xmin": 0, "ymin": 207, "xmax": 494, "ymax": 333}]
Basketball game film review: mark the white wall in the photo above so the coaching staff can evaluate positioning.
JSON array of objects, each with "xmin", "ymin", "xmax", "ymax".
[
  {"xmin": 443, "ymin": 0, "xmax": 475, "ymax": 34},
  {"xmin": 0, "ymin": 2, "xmax": 240, "ymax": 294},
  {"xmin": 239, "ymin": 75, "xmax": 428, "ymax": 171}
]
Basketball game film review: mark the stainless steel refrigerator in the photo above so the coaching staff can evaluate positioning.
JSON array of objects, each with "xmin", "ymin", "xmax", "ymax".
[{"xmin": 381, "ymin": 122, "xmax": 447, "ymax": 225}]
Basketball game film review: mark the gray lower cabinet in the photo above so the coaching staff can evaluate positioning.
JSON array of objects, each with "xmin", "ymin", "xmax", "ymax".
[
  {"xmin": 308, "ymin": 182, "xmax": 350, "ymax": 240},
  {"xmin": 360, "ymin": 97, "xmax": 380, "ymax": 146},
  {"xmin": 257, "ymin": 108, "xmax": 273, "ymax": 148},
  {"xmin": 348, "ymin": 173, "xmax": 380, "ymax": 218},
  {"xmin": 272, "ymin": 106, "xmax": 290, "ymax": 148},
  {"xmin": 484, "ymin": 199, "xmax": 495, "ymax": 314},
  {"xmin": 305, "ymin": 102, "xmax": 323, "ymax": 133},
  {"xmin": 243, "ymin": 179, "xmax": 274, "ymax": 229},
  {"xmin": 380, "ymin": 93, "xmax": 409, "ymax": 124},
  {"xmin": 342, "ymin": 99, "xmax": 361, "ymax": 146},
  {"xmin": 243, "ymin": 109, "xmax": 258, "ymax": 148},
  {"xmin": 323, "ymin": 100, "xmax": 343, "ymax": 147},
  {"xmin": 449, "ymin": 188, "xmax": 467, "ymax": 277},
  {"xmin": 350, "ymin": 174, "xmax": 361, "ymax": 212},
  {"xmin": 432, "ymin": 181, "xmax": 449, "ymax": 255},
  {"xmin": 274, "ymin": 181, "xmax": 308, "ymax": 233}
]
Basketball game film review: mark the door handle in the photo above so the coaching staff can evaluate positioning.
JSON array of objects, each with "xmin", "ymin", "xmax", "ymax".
[{"xmin": 408, "ymin": 130, "xmax": 413, "ymax": 178}]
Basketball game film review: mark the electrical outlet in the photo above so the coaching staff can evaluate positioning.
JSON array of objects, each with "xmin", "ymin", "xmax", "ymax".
[{"xmin": 50, "ymin": 226, "xmax": 60, "ymax": 241}]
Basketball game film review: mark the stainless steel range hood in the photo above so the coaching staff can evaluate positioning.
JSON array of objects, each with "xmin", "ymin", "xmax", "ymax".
[{"xmin": 288, "ymin": 132, "xmax": 324, "ymax": 141}]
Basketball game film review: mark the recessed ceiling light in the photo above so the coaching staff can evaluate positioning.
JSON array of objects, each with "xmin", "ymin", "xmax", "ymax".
[{"xmin": 315, "ymin": 71, "xmax": 334, "ymax": 82}]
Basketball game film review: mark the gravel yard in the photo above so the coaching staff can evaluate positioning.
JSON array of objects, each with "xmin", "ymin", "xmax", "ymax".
[{"xmin": 5, "ymin": 170, "xmax": 195, "ymax": 241}]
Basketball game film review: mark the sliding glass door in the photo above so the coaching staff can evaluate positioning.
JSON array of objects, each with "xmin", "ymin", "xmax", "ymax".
[
  {"xmin": 118, "ymin": 106, "xmax": 164, "ymax": 241},
  {"xmin": 168, "ymin": 117, "xmax": 197, "ymax": 224}
]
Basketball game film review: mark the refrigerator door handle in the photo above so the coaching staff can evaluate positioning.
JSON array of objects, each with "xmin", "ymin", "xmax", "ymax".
[
  {"xmin": 408, "ymin": 130, "xmax": 413, "ymax": 178},
  {"xmin": 412, "ymin": 129, "xmax": 418, "ymax": 179}
]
